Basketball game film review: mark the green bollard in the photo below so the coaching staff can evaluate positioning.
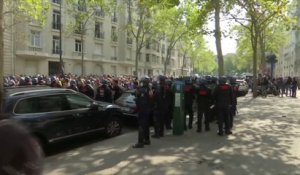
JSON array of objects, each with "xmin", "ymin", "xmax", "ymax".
[{"xmin": 173, "ymin": 80, "xmax": 184, "ymax": 135}]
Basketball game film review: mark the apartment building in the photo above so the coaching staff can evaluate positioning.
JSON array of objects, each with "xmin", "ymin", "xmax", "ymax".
[
  {"xmin": 4, "ymin": 0, "xmax": 191, "ymax": 77},
  {"xmin": 275, "ymin": 1, "xmax": 300, "ymax": 78}
]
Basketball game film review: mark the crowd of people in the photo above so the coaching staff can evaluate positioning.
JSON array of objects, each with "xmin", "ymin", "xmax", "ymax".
[
  {"xmin": 257, "ymin": 75, "xmax": 298, "ymax": 97},
  {"xmin": 132, "ymin": 75, "xmax": 238, "ymax": 148}
]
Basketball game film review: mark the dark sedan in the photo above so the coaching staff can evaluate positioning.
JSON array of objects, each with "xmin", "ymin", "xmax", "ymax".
[{"xmin": 1, "ymin": 86, "xmax": 123, "ymax": 149}]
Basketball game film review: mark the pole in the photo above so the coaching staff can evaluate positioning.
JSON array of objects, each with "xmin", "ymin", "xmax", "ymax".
[{"xmin": 59, "ymin": 0, "xmax": 64, "ymax": 76}]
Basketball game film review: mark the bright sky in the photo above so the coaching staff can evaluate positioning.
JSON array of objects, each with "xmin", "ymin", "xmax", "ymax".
[
  {"xmin": 204, "ymin": 16, "xmax": 237, "ymax": 55},
  {"xmin": 204, "ymin": 35, "xmax": 237, "ymax": 55}
]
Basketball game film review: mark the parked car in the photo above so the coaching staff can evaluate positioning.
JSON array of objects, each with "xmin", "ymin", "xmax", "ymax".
[
  {"xmin": 1, "ymin": 86, "xmax": 123, "ymax": 150},
  {"xmin": 236, "ymin": 79, "xmax": 249, "ymax": 97},
  {"xmin": 114, "ymin": 90, "xmax": 138, "ymax": 119}
]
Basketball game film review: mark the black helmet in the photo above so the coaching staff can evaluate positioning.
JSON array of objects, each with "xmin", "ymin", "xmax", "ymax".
[
  {"xmin": 219, "ymin": 76, "xmax": 227, "ymax": 85},
  {"xmin": 229, "ymin": 77, "xmax": 236, "ymax": 85},
  {"xmin": 140, "ymin": 76, "xmax": 150, "ymax": 86},
  {"xmin": 198, "ymin": 78, "xmax": 207, "ymax": 85},
  {"xmin": 70, "ymin": 79, "xmax": 77, "ymax": 86},
  {"xmin": 157, "ymin": 75, "xmax": 166, "ymax": 83}
]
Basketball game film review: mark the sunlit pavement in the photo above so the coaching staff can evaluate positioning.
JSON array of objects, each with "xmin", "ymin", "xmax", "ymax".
[{"xmin": 44, "ymin": 92, "xmax": 300, "ymax": 175}]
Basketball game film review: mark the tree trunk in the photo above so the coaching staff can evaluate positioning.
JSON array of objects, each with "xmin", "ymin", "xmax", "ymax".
[
  {"xmin": 0, "ymin": 0, "xmax": 4, "ymax": 113},
  {"xmin": 135, "ymin": 41, "xmax": 139, "ymax": 77},
  {"xmin": 259, "ymin": 30, "xmax": 266, "ymax": 74},
  {"xmin": 164, "ymin": 47, "xmax": 171, "ymax": 76},
  {"xmin": 214, "ymin": 0, "xmax": 224, "ymax": 77},
  {"xmin": 251, "ymin": 21, "xmax": 259, "ymax": 97}
]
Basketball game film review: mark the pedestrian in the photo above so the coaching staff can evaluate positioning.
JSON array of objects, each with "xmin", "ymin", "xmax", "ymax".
[
  {"xmin": 183, "ymin": 77, "xmax": 195, "ymax": 130},
  {"xmin": 95, "ymin": 80, "xmax": 113, "ymax": 103},
  {"xmin": 213, "ymin": 77, "xmax": 233, "ymax": 136},
  {"xmin": 0, "ymin": 118, "xmax": 43, "ymax": 175},
  {"xmin": 229, "ymin": 77, "xmax": 238, "ymax": 129},
  {"xmin": 132, "ymin": 76, "xmax": 153, "ymax": 148},
  {"xmin": 164, "ymin": 79, "xmax": 174, "ymax": 130},
  {"xmin": 292, "ymin": 77, "xmax": 298, "ymax": 98},
  {"xmin": 196, "ymin": 78, "xmax": 212, "ymax": 132}
]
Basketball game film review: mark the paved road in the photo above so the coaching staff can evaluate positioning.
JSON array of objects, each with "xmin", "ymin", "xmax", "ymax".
[{"xmin": 44, "ymin": 93, "xmax": 300, "ymax": 175}]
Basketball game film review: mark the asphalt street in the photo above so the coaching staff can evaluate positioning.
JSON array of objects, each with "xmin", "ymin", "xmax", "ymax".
[{"xmin": 43, "ymin": 92, "xmax": 300, "ymax": 175}]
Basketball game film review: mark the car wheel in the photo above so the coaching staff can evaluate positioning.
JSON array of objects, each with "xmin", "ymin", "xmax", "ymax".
[{"xmin": 104, "ymin": 117, "xmax": 122, "ymax": 138}]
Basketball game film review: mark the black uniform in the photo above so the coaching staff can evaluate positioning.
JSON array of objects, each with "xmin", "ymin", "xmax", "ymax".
[
  {"xmin": 132, "ymin": 80, "xmax": 152, "ymax": 148},
  {"xmin": 230, "ymin": 82, "xmax": 238, "ymax": 129},
  {"xmin": 196, "ymin": 83, "xmax": 212, "ymax": 132},
  {"xmin": 184, "ymin": 81, "xmax": 195, "ymax": 129},
  {"xmin": 164, "ymin": 80, "xmax": 174, "ymax": 129},
  {"xmin": 214, "ymin": 78, "xmax": 233, "ymax": 135},
  {"xmin": 152, "ymin": 76, "xmax": 168, "ymax": 138}
]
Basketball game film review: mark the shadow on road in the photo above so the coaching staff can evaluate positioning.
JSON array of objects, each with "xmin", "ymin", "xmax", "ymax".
[{"xmin": 44, "ymin": 94, "xmax": 300, "ymax": 175}]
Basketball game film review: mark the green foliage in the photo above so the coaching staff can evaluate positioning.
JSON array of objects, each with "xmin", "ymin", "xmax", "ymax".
[{"xmin": 4, "ymin": 0, "xmax": 49, "ymax": 25}]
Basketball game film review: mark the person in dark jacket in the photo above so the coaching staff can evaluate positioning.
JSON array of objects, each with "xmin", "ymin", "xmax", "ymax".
[
  {"xmin": 292, "ymin": 77, "xmax": 298, "ymax": 98},
  {"xmin": 152, "ymin": 75, "xmax": 167, "ymax": 138},
  {"xmin": 0, "ymin": 119, "xmax": 43, "ymax": 175},
  {"xmin": 67, "ymin": 79, "xmax": 79, "ymax": 92},
  {"xmin": 132, "ymin": 76, "xmax": 153, "ymax": 148},
  {"xmin": 184, "ymin": 78, "xmax": 195, "ymax": 130},
  {"xmin": 112, "ymin": 79, "xmax": 123, "ymax": 102},
  {"xmin": 214, "ymin": 77, "xmax": 233, "ymax": 136},
  {"xmin": 196, "ymin": 78, "xmax": 212, "ymax": 132},
  {"xmin": 229, "ymin": 77, "xmax": 238, "ymax": 129},
  {"xmin": 95, "ymin": 80, "xmax": 113, "ymax": 103},
  {"xmin": 164, "ymin": 79, "xmax": 174, "ymax": 130}
]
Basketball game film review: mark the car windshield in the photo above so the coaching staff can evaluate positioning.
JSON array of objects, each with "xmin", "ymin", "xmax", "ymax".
[{"xmin": 115, "ymin": 92, "xmax": 134, "ymax": 104}]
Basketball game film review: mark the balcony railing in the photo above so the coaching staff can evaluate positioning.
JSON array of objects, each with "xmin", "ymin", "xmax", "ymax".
[
  {"xmin": 52, "ymin": 49, "xmax": 60, "ymax": 54},
  {"xmin": 29, "ymin": 46, "xmax": 42, "ymax": 52},
  {"xmin": 111, "ymin": 56, "xmax": 117, "ymax": 60}
]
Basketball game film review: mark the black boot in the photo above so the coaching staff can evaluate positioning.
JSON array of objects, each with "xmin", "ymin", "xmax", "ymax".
[{"xmin": 132, "ymin": 143, "xmax": 144, "ymax": 148}]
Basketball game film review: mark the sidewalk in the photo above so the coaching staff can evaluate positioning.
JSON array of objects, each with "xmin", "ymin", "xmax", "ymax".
[{"xmin": 44, "ymin": 93, "xmax": 300, "ymax": 175}]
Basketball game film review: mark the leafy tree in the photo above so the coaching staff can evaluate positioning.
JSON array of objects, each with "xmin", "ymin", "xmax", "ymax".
[
  {"xmin": 0, "ymin": 0, "xmax": 49, "ymax": 112},
  {"xmin": 230, "ymin": 0, "xmax": 290, "ymax": 97}
]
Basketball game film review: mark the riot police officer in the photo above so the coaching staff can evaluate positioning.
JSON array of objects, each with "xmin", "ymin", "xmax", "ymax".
[
  {"xmin": 184, "ymin": 77, "xmax": 195, "ymax": 130},
  {"xmin": 229, "ymin": 77, "xmax": 238, "ymax": 129},
  {"xmin": 213, "ymin": 77, "xmax": 233, "ymax": 136},
  {"xmin": 152, "ymin": 75, "xmax": 167, "ymax": 138},
  {"xmin": 164, "ymin": 79, "xmax": 174, "ymax": 130},
  {"xmin": 196, "ymin": 78, "xmax": 212, "ymax": 132},
  {"xmin": 132, "ymin": 76, "xmax": 153, "ymax": 148}
]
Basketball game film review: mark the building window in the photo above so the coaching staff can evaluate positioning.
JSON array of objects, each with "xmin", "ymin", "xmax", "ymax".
[
  {"xmin": 75, "ymin": 39, "xmax": 82, "ymax": 52},
  {"xmin": 127, "ymin": 31, "xmax": 132, "ymax": 44},
  {"xmin": 95, "ymin": 22, "xmax": 104, "ymax": 39},
  {"xmin": 95, "ymin": 7, "xmax": 105, "ymax": 17},
  {"xmin": 52, "ymin": 36, "xmax": 60, "ymax": 54},
  {"xmin": 146, "ymin": 54, "xmax": 150, "ymax": 62},
  {"xmin": 112, "ymin": 10, "xmax": 118, "ymax": 23},
  {"xmin": 111, "ymin": 46, "xmax": 117, "ymax": 60},
  {"xmin": 52, "ymin": 10, "xmax": 61, "ymax": 30},
  {"xmin": 111, "ymin": 26, "xmax": 118, "ymax": 42},
  {"xmin": 30, "ymin": 31, "xmax": 41, "ymax": 47},
  {"xmin": 52, "ymin": 0, "xmax": 61, "ymax": 4},
  {"xmin": 162, "ymin": 44, "xmax": 165, "ymax": 53},
  {"xmin": 146, "ymin": 39, "xmax": 150, "ymax": 49}
]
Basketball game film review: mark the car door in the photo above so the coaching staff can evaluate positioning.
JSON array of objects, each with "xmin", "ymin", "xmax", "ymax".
[
  {"xmin": 64, "ymin": 93, "xmax": 106, "ymax": 134},
  {"xmin": 13, "ymin": 95, "xmax": 76, "ymax": 143}
]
